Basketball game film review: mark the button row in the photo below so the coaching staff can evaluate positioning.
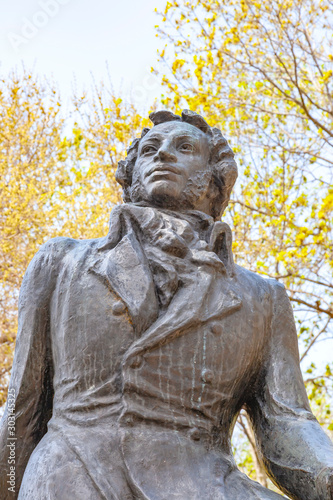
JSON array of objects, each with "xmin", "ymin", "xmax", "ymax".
[
  {"xmin": 122, "ymin": 419, "xmax": 206, "ymax": 445},
  {"xmin": 127, "ymin": 356, "xmax": 215, "ymax": 386}
]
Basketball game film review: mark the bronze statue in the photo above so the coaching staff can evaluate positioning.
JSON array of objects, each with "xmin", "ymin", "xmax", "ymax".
[{"xmin": 1, "ymin": 110, "xmax": 332, "ymax": 499}]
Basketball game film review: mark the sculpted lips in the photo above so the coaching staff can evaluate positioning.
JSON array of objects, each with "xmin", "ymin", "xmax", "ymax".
[{"xmin": 145, "ymin": 164, "xmax": 181, "ymax": 179}]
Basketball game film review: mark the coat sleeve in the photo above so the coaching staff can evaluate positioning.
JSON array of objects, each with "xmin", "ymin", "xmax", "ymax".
[
  {"xmin": 0, "ymin": 238, "xmax": 69, "ymax": 499},
  {"xmin": 247, "ymin": 279, "xmax": 333, "ymax": 500}
]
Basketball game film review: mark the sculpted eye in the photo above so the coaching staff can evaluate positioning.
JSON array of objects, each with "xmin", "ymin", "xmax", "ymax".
[
  {"xmin": 179, "ymin": 143, "xmax": 194, "ymax": 152},
  {"xmin": 141, "ymin": 144, "xmax": 157, "ymax": 155}
]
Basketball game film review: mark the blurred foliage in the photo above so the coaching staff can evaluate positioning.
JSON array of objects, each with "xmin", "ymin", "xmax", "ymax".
[{"xmin": 155, "ymin": 0, "xmax": 333, "ymax": 489}]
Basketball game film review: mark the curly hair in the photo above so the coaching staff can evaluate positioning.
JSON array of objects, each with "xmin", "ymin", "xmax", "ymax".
[{"xmin": 115, "ymin": 109, "xmax": 238, "ymax": 219}]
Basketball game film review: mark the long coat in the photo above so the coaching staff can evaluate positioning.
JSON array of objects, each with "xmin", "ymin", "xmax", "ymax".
[{"xmin": 0, "ymin": 205, "xmax": 332, "ymax": 500}]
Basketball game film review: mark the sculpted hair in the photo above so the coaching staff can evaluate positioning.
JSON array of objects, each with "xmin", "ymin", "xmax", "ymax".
[{"xmin": 115, "ymin": 109, "xmax": 238, "ymax": 219}]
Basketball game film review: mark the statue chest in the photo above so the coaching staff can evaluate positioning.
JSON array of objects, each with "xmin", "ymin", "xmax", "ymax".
[{"xmin": 48, "ymin": 249, "xmax": 269, "ymax": 424}]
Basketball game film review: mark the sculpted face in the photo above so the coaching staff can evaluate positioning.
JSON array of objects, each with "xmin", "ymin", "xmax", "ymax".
[{"xmin": 131, "ymin": 121, "xmax": 212, "ymax": 212}]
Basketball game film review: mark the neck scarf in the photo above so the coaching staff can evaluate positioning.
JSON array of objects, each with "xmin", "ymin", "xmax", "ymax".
[{"xmin": 99, "ymin": 203, "xmax": 235, "ymax": 311}]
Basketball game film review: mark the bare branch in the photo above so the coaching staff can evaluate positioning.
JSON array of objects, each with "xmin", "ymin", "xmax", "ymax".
[{"xmin": 300, "ymin": 317, "xmax": 332, "ymax": 361}]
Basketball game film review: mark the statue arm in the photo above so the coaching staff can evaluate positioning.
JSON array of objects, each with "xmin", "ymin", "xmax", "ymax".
[
  {"xmin": 248, "ymin": 280, "xmax": 333, "ymax": 500},
  {"xmin": 0, "ymin": 238, "xmax": 68, "ymax": 498}
]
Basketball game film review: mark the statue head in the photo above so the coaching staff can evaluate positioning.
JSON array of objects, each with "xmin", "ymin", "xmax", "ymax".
[{"xmin": 116, "ymin": 109, "xmax": 237, "ymax": 220}]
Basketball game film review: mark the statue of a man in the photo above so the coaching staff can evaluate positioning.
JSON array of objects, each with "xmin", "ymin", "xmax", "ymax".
[{"xmin": 1, "ymin": 110, "xmax": 333, "ymax": 499}]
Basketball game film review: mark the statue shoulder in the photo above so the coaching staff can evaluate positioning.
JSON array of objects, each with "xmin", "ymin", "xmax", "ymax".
[
  {"xmin": 29, "ymin": 235, "xmax": 103, "ymax": 274},
  {"xmin": 21, "ymin": 237, "xmax": 85, "ymax": 298},
  {"xmin": 266, "ymin": 276, "xmax": 292, "ymax": 315},
  {"xmin": 233, "ymin": 263, "xmax": 273, "ymax": 292},
  {"xmin": 32, "ymin": 236, "xmax": 79, "ymax": 268},
  {"xmin": 38, "ymin": 235, "xmax": 78, "ymax": 254},
  {"xmin": 34, "ymin": 235, "xmax": 101, "ymax": 262},
  {"xmin": 233, "ymin": 265, "xmax": 290, "ymax": 310}
]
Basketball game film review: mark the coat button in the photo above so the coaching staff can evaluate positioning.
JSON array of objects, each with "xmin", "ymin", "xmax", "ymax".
[
  {"xmin": 189, "ymin": 428, "xmax": 201, "ymax": 441},
  {"xmin": 201, "ymin": 369, "xmax": 214, "ymax": 384},
  {"xmin": 112, "ymin": 301, "xmax": 126, "ymax": 315},
  {"xmin": 124, "ymin": 415, "xmax": 134, "ymax": 426},
  {"xmin": 210, "ymin": 323, "xmax": 223, "ymax": 335},
  {"xmin": 129, "ymin": 355, "xmax": 143, "ymax": 369}
]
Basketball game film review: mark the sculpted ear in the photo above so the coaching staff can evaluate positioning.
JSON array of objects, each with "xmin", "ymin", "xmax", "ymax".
[
  {"xmin": 115, "ymin": 160, "xmax": 128, "ymax": 189},
  {"xmin": 116, "ymin": 128, "xmax": 150, "ymax": 193},
  {"xmin": 115, "ymin": 136, "xmax": 142, "ymax": 195},
  {"xmin": 115, "ymin": 159, "xmax": 133, "ymax": 203},
  {"xmin": 210, "ymin": 127, "xmax": 238, "ymax": 216}
]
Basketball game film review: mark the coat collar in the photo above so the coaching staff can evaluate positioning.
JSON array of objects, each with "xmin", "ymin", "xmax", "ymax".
[{"xmin": 99, "ymin": 203, "xmax": 236, "ymax": 276}]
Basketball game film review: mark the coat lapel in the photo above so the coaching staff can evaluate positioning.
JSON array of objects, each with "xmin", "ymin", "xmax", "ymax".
[
  {"xmin": 89, "ymin": 231, "xmax": 159, "ymax": 336},
  {"xmin": 123, "ymin": 261, "xmax": 242, "ymax": 363}
]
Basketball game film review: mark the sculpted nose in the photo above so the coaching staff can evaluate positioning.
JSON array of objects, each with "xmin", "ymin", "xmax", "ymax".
[{"xmin": 154, "ymin": 147, "xmax": 177, "ymax": 163}]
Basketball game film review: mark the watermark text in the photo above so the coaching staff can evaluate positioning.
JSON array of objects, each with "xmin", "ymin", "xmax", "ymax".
[{"xmin": 6, "ymin": 388, "xmax": 16, "ymax": 494}]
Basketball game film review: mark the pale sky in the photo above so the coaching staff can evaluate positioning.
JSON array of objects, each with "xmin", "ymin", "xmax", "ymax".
[{"xmin": 1, "ymin": 0, "xmax": 167, "ymax": 110}]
